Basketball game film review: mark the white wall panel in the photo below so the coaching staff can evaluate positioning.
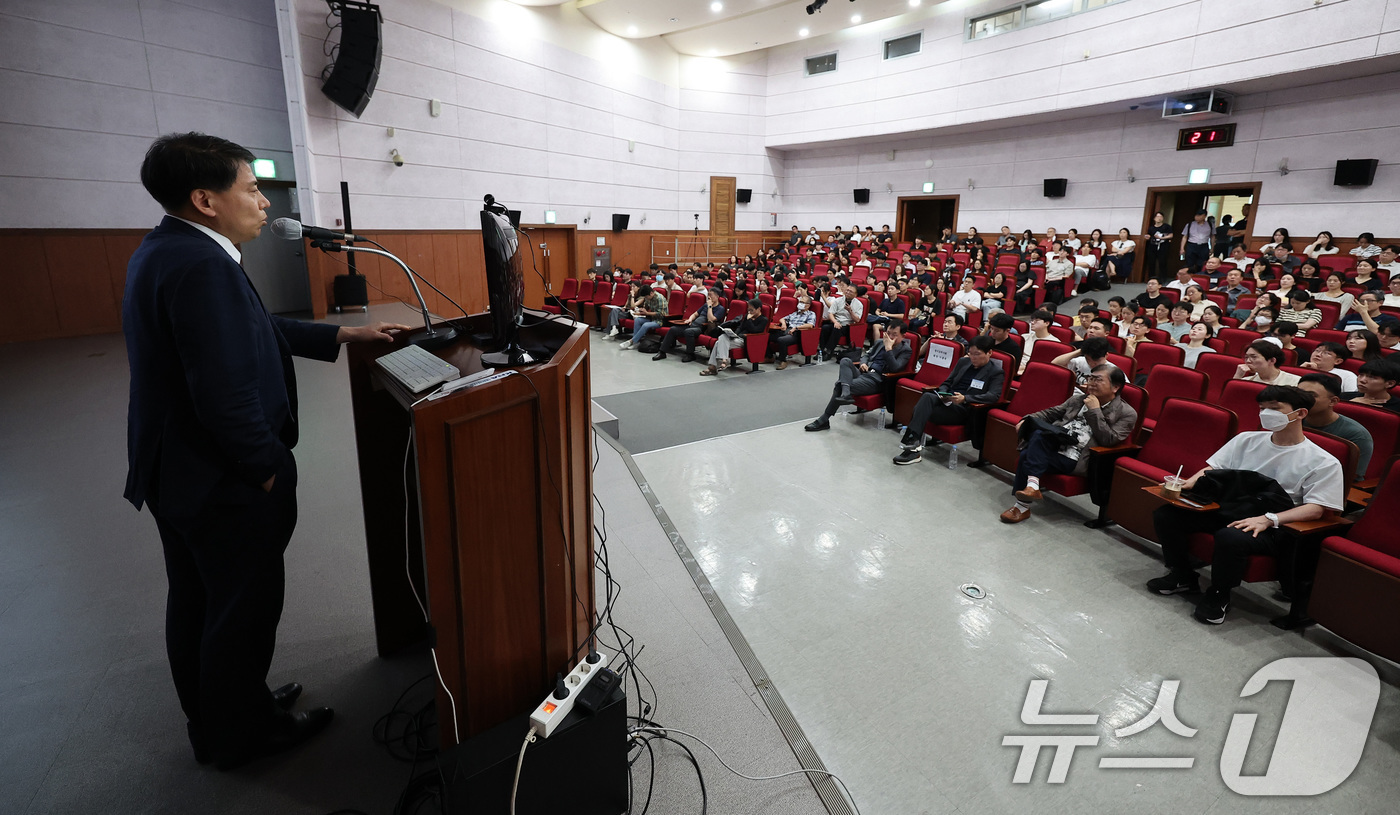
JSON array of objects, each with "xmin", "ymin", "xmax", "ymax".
[
  {"xmin": 779, "ymin": 74, "xmax": 1400, "ymax": 240},
  {"xmin": 0, "ymin": 0, "xmax": 295, "ymax": 228}
]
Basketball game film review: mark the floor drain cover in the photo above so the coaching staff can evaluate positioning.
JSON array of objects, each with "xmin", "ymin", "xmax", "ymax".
[{"xmin": 960, "ymin": 583, "xmax": 986, "ymax": 600}]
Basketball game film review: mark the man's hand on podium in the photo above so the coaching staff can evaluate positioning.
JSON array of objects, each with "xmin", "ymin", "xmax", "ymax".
[{"xmin": 337, "ymin": 322, "xmax": 412, "ymax": 343}]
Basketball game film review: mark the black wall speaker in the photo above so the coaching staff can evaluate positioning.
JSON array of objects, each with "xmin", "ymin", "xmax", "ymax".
[
  {"xmin": 854, "ymin": 188, "xmax": 871, "ymax": 205},
  {"xmin": 1043, "ymin": 178, "xmax": 1068, "ymax": 198},
  {"xmin": 507, "ymin": 210, "xmax": 521, "ymax": 229},
  {"xmin": 321, "ymin": 2, "xmax": 382, "ymax": 118},
  {"xmin": 1334, "ymin": 159, "xmax": 1378, "ymax": 187},
  {"xmin": 611, "ymin": 214, "xmax": 630, "ymax": 232},
  {"xmin": 736, "ymin": 188, "xmax": 752, "ymax": 204}
]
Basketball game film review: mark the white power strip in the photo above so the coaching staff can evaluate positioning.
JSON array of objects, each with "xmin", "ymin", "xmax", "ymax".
[{"xmin": 528, "ymin": 651, "xmax": 611, "ymax": 738}]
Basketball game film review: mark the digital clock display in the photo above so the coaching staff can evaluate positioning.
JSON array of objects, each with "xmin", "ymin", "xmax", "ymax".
[{"xmin": 1177, "ymin": 123, "xmax": 1236, "ymax": 150}]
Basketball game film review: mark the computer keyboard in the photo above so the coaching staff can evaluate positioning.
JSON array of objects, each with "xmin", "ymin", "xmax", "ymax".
[{"xmin": 374, "ymin": 343, "xmax": 461, "ymax": 393}]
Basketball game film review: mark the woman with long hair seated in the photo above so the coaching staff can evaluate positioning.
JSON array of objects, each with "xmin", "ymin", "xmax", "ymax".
[{"xmin": 1180, "ymin": 322, "xmax": 1217, "ymax": 369}]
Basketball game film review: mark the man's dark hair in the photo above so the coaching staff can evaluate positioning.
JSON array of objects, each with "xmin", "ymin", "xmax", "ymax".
[
  {"xmin": 1078, "ymin": 298, "xmax": 1100, "ymax": 309},
  {"xmin": 1146, "ymin": 276, "xmax": 1163, "ymax": 285},
  {"xmin": 1268, "ymin": 320, "xmax": 1298, "ymax": 337},
  {"xmin": 637, "ymin": 284, "xmax": 654, "ymax": 296},
  {"xmin": 747, "ymin": 297, "xmax": 763, "ymax": 311},
  {"xmin": 1257, "ymin": 384, "xmax": 1316, "ymax": 412},
  {"xmin": 668, "ymin": 263, "xmax": 679, "ymax": 271},
  {"xmin": 886, "ymin": 318, "xmax": 906, "ymax": 335},
  {"xmin": 989, "ymin": 313, "xmax": 1014, "ymax": 330},
  {"xmin": 1080, "ymin": 337, "xmax": 1111, "ymax": 360},
  {"xmin": 970, "ymin": 335, "xmax": 997, "ymax": 353},
  {"xmin": 855, "ymin": 285, "xmax": 868, "ymax": 297},
  {"xmin": 1247, "ymin": 339, "xmax": 1284, "ymax": 365},
  {"xmin": 1358, "ymin": 359, "xmax": 1400, "ymax": 382},
  {"xmin": 1383, "ymin": 244, "xmax": 1400, "ymax": 254},
  {"xmin": 1299, "ymin": 372, "xmax": 1343, "ymax": 397},
  {"xmin": 1091, "ymin": 362, "xmax": 1126, "ymax": 390},
  {"xmin": 946, "ymin": 312, "xmax": 966, "ymax": 327},
  {"xmin": 1379, "ymin": 323, "xmax": 1400, "ymax": 338},
  {"xmin": 1078, "ymin": 304, "xmax": 1098, "ymax": 316},
  {"xmin": 1091, "ymin": 316, "xmax": 1114, "ymax": 333},
  {"xmin": 664, "ymin": 272, "xmax": 676, "ymax": 281},
  {"xmin": 140, "ymin": 132, "xmax": 256, "ymax": 213},
  {"xmin": 1289, "ymin": 289, "xmax": 1311, "ymax": 304},
  {"xmin": 1171, "ymin": 302, "xmax": 1191, "ymax": 316},
  {"xmin": 1032, "ymin": 309, "xmax": 1055, "ymax": 323}
]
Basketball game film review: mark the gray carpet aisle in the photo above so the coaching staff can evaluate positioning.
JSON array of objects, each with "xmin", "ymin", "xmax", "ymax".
[{"xmin": 594, "ymin": 358, "xmax": 843, "ymax": 454}]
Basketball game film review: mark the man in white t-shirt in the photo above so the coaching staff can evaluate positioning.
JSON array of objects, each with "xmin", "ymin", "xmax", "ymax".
[
  {"xmin": 1146, "ymin": 385, "xmax": 1345, "ymax": 625},
  {"xmin": 1018, "ymin": 309, "xmax": 1056, "ymax": 375}
]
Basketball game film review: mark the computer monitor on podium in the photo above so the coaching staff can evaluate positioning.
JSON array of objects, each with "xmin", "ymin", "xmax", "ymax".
[{"xmin": 480, "ymin": 196, "xmax": 535, "ymax": 367}]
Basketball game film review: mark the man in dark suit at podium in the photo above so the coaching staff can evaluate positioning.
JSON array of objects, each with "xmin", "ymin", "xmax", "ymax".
[{"xmin": 123, "ymin": 132, "xmax": 406, "ymax": 769}]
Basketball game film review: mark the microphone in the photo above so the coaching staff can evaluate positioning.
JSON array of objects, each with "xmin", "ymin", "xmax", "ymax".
[{"xmin": 270, "ymin": 217, "xmax": 359, "ymax": 243}]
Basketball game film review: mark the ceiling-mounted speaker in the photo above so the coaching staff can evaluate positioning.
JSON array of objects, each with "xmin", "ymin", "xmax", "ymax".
[
  {"xmin": 1334, "ymin": 159, "xmax": 1378, "ymax": 187},
  {"xmin": 1043, "ymin": 178, "xmax": 1068, "ymax": 198},
  {"xmin": 853, "ymin": 188, "xmax": 870, "ymax": 204},
  {"xmin": 320, "ymin": 1, "xmax": 382, "ymax": 118},
  {"xmin": 736, "ymin": 188, "xmax": 752, "ymax": 203}
]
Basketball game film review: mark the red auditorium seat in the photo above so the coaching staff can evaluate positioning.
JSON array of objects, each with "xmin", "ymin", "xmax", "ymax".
[
  {"xmin": 1138, "ymin": 363, "xmax": 1207, "ymax": 433},
  {"xmin": 1310, "ymin": 457, "xmax": 1400, "ymax": 661},
  {"xmin": 564, "ymin": 279, "xmax": 594, "ymax": 321},
  {"xmin": 545, "ymin": 277, "xmax": 579, "ymax": 314},
  {"xmin": 1335, "ymin": 402, "xmax": 1400, "ymax": 486},
  {"xmin": 585, "ymin": 281, "xmax": 615, "ymax": 326},
  {"xmin": 1104, "ymin": 398, "xmax": 1237, "ymax": 541},
  {"xmin": 980, "ymin": 363, "xmax": 1077, "ymax": 472},
  {"xmin": 1218, "ymin": 379, "xmax": 1266, "ymax": 432},
  {"xmin": 1131, "ymin": 342, "xmax": 1186, "ymax": 382},
  {"xmin": 1198, "ymin": 354, "xmax": 1246, "ymax": 401}
]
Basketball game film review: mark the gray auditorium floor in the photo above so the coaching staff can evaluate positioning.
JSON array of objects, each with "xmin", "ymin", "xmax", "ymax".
[{"xmin": 583, "ymin": 282, "xmax": 1400, "ymax": 815}]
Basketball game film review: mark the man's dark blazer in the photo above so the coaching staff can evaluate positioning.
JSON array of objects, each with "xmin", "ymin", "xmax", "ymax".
[
  {"xmin": 123, "ymin": 216, "xmax": 341, "ymax": 518},
  {"xmin": 944, "ymin": 357, "xmax": 1005, "ymax": 405}
]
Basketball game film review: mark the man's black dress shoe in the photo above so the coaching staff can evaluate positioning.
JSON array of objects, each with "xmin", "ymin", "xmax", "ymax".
[
  {"xmin": 804, "ymin": 419, "xmax": 830, "ymax": 432},
  {"xmin": 272, "ymin": 682, "xmax": 303, "ymax": 710},
  {"xmin": 215, "ymin": 707, "xmax": 335, "ymax": 771}
]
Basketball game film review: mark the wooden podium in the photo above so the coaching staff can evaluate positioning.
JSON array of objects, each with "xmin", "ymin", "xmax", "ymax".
[{"xmin": 346, "ymin": 311, "xmax": 595, "ymax": 747}]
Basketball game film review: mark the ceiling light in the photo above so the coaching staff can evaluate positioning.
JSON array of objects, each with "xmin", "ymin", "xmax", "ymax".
[
  {"xmin": 709, "ymin": 49, "xmax": 719, "ymax": 57},
  {"xmin": 710, "ymin": 1, "xmax": 723, "ymax": 11},
  {"xmin": 799, "ymin": 27, "xmax": 809, "ymax": 36},
  {"xmin": 627, "ymin": 24, "xmax": 638, "ymax": 35},
  {"xmin": 851, "ymin": 14, "xmax": 861, "ymax": 23},
  {"xmin": 910, "ymin": 0, "xmax": 922, "ymax": 6}
]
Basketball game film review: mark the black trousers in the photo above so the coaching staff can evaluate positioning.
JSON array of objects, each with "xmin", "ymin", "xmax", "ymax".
[
  {"xmin": 151, "ymin": 453, "xmax": 299, "ymax": 762},
  {"xmin": 1152, "ymin": 504, "xmax": 1279, "ymax": 593},
  {"xmin": 1014, "ymin": 430, "xmax": 1078, "ymax": 490},
  {"xmin": 820, "ymin": 323, "xmax": 851, "ymax": 354},
  {"xmin": 1144, "ymin": 242, "xmax": 1172, "ymax": 280},
  {"xmin": 660, "ymin": 324, "xmax": 708, "ymax": 355},
  {"xmin": 901, "ymin": 393, "xmax": 973, "ymax": 446},
  {"xmin": 1184, "ymin": 242, "xmax": 1210, "ymax": 275},
  {"xmin": 771, "ymin": 331, "xmax": 800, "ymax": 361},
  {"xmin": 819, "ymin": 358, "xmax": 883, "ymax": 419}
]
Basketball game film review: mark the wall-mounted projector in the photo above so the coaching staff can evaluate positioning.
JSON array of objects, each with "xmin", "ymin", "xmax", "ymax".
[{"xmin": 1162, "ymin": 90, "xmax": 1232, "ymax": 120}]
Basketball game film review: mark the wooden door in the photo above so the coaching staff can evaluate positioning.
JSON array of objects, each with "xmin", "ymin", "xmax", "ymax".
[
  {"xmin": 710, "ymin": 176, "xmax": 736, "ymax": 257},
  {"xmin": 519, "ymin": 226, "xmax": 576, "ymax": 308}
]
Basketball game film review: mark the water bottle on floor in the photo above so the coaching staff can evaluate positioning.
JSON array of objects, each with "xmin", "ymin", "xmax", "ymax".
[
  {"xmin": 877, "ymin": 408, "xmax": 887, "ymax": 430},
  {"xmin": 947, "ymin": 443, "xmax": 959, "ymax": 470}
]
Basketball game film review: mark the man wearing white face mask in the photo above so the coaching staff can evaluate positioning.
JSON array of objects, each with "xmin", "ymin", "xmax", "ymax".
[
  {"xmin": 771, "ymin": 294, "xmax": 817, "ymax": 369},
  {"xmin": 1146, "ymin": 385, "xmax": 1344, "ymax": 625}
]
